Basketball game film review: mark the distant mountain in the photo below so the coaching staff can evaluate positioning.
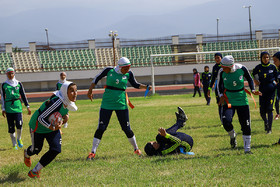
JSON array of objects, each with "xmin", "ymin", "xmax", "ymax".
[{"xmin": 0, "ymin": 0, "xmax": 279, "ymax": 47}]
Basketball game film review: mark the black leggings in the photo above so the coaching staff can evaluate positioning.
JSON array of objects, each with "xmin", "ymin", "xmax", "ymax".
[
  {"xmin": 94, "ymin": 108, "xmax": 134, "ymax": 139},
  {"xmin": 193, "ymin": 86, "xmax": 201, "ymax": 97},
  {"xmin": 221, "ymin": 105, "xmax": 251, "ymax": 135},
  {"xmin": 6, "ymin": 113, "xmax": 23, "ymax": 133}
]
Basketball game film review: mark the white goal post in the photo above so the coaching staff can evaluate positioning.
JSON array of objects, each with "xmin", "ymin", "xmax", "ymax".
[{"xmin": 150, "ymin": 47, "xmax": 280, "ymax": 94}]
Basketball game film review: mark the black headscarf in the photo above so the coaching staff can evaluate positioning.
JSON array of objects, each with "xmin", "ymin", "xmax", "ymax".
[
  {"xmin": 215, "ymin": 53, "xmax": 223, "ymax": 58},
  {"xmin": 144, "ymin": 143, "xmax": 157, "ymax": 156},
  {"xmin": 273, "ymin": 51, "xmax": 280, "ymax": 61},
  {"xmin": 260, "ymin": 51, "xmax": 270, "ymax": 65}
]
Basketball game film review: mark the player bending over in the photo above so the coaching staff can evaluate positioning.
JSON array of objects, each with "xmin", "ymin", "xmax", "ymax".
[
  {"xmin": 144, "ymin": 107, "xmax": 194, "ymax": 156},
  {"xmin": 24, "ymin": 81, "xmax": 78, "ymax": 178}
]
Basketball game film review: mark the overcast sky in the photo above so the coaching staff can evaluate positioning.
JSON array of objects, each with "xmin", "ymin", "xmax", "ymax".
[{"xmin": 0, "ymin": 0, "xmax": 279, "ymax": 47}]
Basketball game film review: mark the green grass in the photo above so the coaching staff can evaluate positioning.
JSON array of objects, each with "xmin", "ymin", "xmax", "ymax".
[{"xmin": 1, "ymin": 94, "xmax": 280, "ymax": 186}]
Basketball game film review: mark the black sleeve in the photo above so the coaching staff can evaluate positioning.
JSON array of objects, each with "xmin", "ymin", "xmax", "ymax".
[
  {"xmin": 209, "ymin": 65, "xmax": 217, "ymax": 88},
  {"xmin": 242, "ymin": 66, "xmax": 255, "ymax": 91},
  {"xmin": 37, "ymin": 98, "xmax": 63, "ymax": 128},
  {"xmin": 273, "ymin": 65, "xmax": 278, "ymax": 81},
  {"xmin": 19, "ymin": 82, "xmax": 29, "ymax": 107},
  {"xmin": 56, "ymin": 83, "xmax": 59, "ymax": 90},
  {"xmin": 217, "ymin": 69, "xmax": 224, "ymax": 97},
  {"xmin": 128, "ymin": 71, "xmax": 141, "ymax": 89},
  {"xmin": 93, "ymin": 67, "xmax": 113, "ymax": 84},
  {"xmin": 252, "ymin": 65, "xmax": 259, "ymax": 78},
  {"xmin": 1, "ymin": 83, "xmax": 6, "ymax": 110}
]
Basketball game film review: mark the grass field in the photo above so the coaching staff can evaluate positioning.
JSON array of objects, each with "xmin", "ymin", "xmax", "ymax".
[{"xmin": 1, "ymin": 93, "xmax": 280, "ymax": 186}]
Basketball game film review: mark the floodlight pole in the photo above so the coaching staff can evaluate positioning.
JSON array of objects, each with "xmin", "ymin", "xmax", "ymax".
[
  {"xmin": 109, "ymin": 31, "xmax": 118, "ymax": 66},
  {"xmin": 216, "ymin": 18, "xmax": 219, "ymax": 42},
  {"xmin": 45, "ymin": 28, "xmax": 49, "ymax": 50},
  {"xmin": 243, "ymin": 5, "xmax": 253, "ymax": 40}
]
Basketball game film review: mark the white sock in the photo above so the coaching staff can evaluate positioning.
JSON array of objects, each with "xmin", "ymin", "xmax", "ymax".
[
  {"xmin": 228, "ymin": 129, "xmax": 236, "ymax": 139},
  {"xmin": 243, "ymin": 135, "xmax": 251, "ymax": 152},
  {"xmin": 128, "ymin": 135, "xmax": 139, "ymax": 150},
  {"xmin": 10, "ymin": 133, "xmax": 17, "ymax": 146},
  {"xmin": 17, "ymin": 128, "xmax": 22, "ymax": 140},
  {"xmin": 64, "ymin": 122, "xmax": 68, "ymax": 128},
  {"xmin": 32, "ymin": 162, "xmax": 43, "ymax": 173},
  {"xmin": 91, "ymin": 138, "xmax": 101, "ymax": 154}
]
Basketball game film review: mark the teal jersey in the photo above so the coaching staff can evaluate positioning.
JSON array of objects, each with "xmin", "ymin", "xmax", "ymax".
[
  {"xmin": 56, "ymin": 82, "xmax": 63, "ymax": 90},
  {"xmin": 1, "ymin": 82, "xmax": 29, "ymax": 113},
  {"xmin": 217, "ymin": 63, "xmax": 255, "ymax": 106},
  {"xmin": 29, "ymin": 96, "xmax": 68, "ymax": 133},
  {"xmin": 93, "ymin": 67, "xmax": 141, "ymax": 110}
]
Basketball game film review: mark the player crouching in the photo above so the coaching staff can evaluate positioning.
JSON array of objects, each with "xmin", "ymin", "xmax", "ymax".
[
  {"xmin": 144, "ymin": 107, "xmax": 194, "ymax": 156},
  {"xmin": 24, "ymin": 81, "xmax": 78, "ymax": 178}
]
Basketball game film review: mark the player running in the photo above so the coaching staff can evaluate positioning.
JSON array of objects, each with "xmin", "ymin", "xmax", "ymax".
[
  {"xmin": 252, "ymin": 52, "xmax": 278, "ymax": 134},
  {"xmin": 87, "ymin": 57, "xmax": 151, "ymax": 160},
  {"xmin": 24, "ymin": 81, "xmax": 78, "ymax": 178},
  {"xmin": 144, "ymin": 107, "xmax": 193, "ymax": 156},
  {"xmin": 1, "ymin": 67, "xmax": 31, "ymax": 150},
  {"xmin": 217, "ymin": 55, "xmax": 261, "ymax": 154}
]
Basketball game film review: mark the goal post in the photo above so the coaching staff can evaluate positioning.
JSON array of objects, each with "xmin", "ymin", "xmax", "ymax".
[{"xmin": 150, "ymin": 47, "xmax": 280, "ymax": 95}]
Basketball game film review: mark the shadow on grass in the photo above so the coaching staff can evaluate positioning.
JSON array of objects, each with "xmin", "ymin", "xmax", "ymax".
[
  {"xmin": 0, "ymin": 148, "xmax": 8, "ymax": 152},
  {"xmin": 216, "ymin": 144, "xmax": 271, "ymax": 151},
  {"xmin": 185, "ymin": 124, "xmax": 224, "ymax": 130},
  {"xmin": 204, "ymin": 134, "xmax": 228, "ymax": 138},
  {"xmin": 0, "ymin": 171, "xmax": 25, "ymax": 184}
]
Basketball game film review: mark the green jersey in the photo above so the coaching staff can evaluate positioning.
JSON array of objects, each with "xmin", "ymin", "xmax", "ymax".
[
  {"xmin": 217, "ymin": 63, "xmax": 255, "ymax": 106},
  {"xmin": 93, "ymin": 67, "xmax": 140, "ymax": 110},
  {"xmin": 1, "ymin": 82, "xmax": 29, "ymax": 113},
  {"xmin": 29, "ymin": 96, "xmax": 68, "ymax": 133},
  {"xmin": 56, "ymin": 82, "xmax": 63, "ymax": 90}
]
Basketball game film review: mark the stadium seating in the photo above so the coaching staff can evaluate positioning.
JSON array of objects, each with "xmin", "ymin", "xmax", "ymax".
[
  {"xmin": 0, "ymin": 53, "xmax": 14, "ymax": 74},
  {"xmin": 95, "ymin": 48, "xmax": 120, "ymax": 68},
  {"xmin": 12, "ymin": 52, "xmax": 42, "ymax": 73},
  {"xmin": 120, "ymin": 45, "xmax": 173, "ymax": 67},
  {"xmin": 201, "ymin": 40, "xmax": 259, "ymax": 63},
  {"xmin": 38, "ymin": 49, "xmax": 96, "ymax": 71}
]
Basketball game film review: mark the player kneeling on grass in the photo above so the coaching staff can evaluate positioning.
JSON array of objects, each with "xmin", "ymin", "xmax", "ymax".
[
  {"xmin": 144, "ymin": 107, "xmax": 194, "ymax": 156},
  {"xmin": 217, "ymin": 55, "xmax": 262, "ymax": 154},
  {"xmin": 24, "ymin": 81, "xmax": 78, "ymax": 178}
]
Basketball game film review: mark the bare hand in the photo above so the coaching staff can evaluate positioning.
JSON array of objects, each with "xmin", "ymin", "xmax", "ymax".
[
  {"xmin": 87, "ymin": 90, "xmax": 93, "ymax": 102},
  {"xmin": 254, "ymin": 79, "xmax": 260, "ymax": 86},
  {"xmin": 62, "ymin": 114, "xmax": 69, "ymax": 124},
  {"xmin": 219, "ymin": 96, "xmax": 225, "ymax": 106},
  {"xmin": 49, "ymin": 120, "xmax": 63, "ymax": 131},
  {"xmin": 158, "ymin": 127, "xmax": 167, "ymax": 137},
  {"xmin": 27, "ymin": 107, "xmax": 31, "ymax": 115},
  {"xmin": 252, "ymin": 90, "xmax": 262, "ymax": 96},
  {"xmin": 207, "ymin": 90, "xmax": 211, "ymax": 97},
  {"xmin": 2, "ymin": 111, "xmax": 6, "ymax": 118}
]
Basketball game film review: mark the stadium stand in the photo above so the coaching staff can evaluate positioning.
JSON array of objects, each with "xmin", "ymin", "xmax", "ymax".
[
  {"xmin": 12, "ymin": 52, "xmax": 41, "ymax": 73},
  {"xmin": 38, "ymin": 49, "xmax": 96, "ymax": 71},
  {"xmin": 0, "ymin": 53, "xmax": 13, "ymax": 74},
  {"xmin": 120, "ymin": 45, "xmax": 173, "ymax": 67},
  {"xmin": 95, "ymin": 48, "xmax": 120, "ymax": 68},
  {"xmin": 201, "ymin": 40, "xmax": 259, "ymax": 63}
]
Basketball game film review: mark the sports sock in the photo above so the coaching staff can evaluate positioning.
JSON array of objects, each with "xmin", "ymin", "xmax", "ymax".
[
  {"xmin": 10, "ymin": 133, "xmax": 17, "ymax": 146},
  {"xmin": 91, "ymin": 138, "xmax": 101, "ymax": 153},
  {"xmin": 228, "ymin": 129, "xmax": 236, "ymax": 139},
  {"xmin": 128, "ymin": 135, "xmax": 139, "ymax": 150},
  {"xmin": 17, "ymin": 128, "xmax": 22, "ymax": 140},
  {"xmin": 32, "ymin": 162, "xmax": 43, "ymax": 173},
  {"xmin": 243, "ymin": 135, "xmax": 251, "ymax": 152}
]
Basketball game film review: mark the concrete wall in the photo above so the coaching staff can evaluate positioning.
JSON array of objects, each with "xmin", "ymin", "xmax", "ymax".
[{"xmin": 0, "ymin": 61, "xmax": 259, "ymax": 92}]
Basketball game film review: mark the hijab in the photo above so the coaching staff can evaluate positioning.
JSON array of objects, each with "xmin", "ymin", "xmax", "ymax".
[
  {"xmin": 114, "ymin": 57, "xmax": 131, "ymax": 74},
  {"xmin": 58, "ymin": 72, "xmax": 67, "ymax": 84},
  {"xmin": 260, "ymin": 51, "xmax": 270, "ymax": 65},
  {"xmin": 4, "ymin": 67, "xmax": 19, "ymax": 87},
  {"xmin": 53, "ymin": 81, "xmax": 78, "ymax": 111}
]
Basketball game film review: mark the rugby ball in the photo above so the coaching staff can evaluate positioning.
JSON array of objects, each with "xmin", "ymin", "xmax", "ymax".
[{"xmin": 48, "ymin": 112, "xmax": 63, "ymax": 126}]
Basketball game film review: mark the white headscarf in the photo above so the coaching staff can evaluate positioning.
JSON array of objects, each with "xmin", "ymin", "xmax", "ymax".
[
  {"xmin": 114, "ymin": 57, "xmax": 131, "ymax": 74},
  {"xmin": 4, "ymin": 67, "xmax": 19, "ymax": 87},
  {"xmin": 58, "ymin": 72, "xmax": 67, "ymax": 84},
  {"xmin": 53, "ymin": 81, "xmax": 78, "ymax": 111}
]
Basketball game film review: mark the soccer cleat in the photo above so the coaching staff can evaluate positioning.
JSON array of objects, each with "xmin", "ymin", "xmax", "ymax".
[
  {"xmin": 244, "ymin": 151, "xmax": 253, "ymax": 154},
  {"xmin": 24, "ymin": 149, "xmax": 31, "ymax": 167},
  {"xmin": 86, "ymin": 152, "xmax": 96, "ymax": 161},
  {"xmin": 28, "ymin": 170, "xmax": 40, "ymax": 178},
  {"xmin": 275, "ymin": 114, "xmax": 280, "ymax": 120},
  {"xmin": 13, "ymin": 146, "xmax": 18, "ymax": 150},
  {"xmin": 176, "ymin": 107, "xmax": 188, "ymax": 127},
  {"xmin": 230, "ymin": 137, "xmax": 237, "ymax": 149},
  {"xmin": 266, "ymin": 130, "xmax": 272, "ymax": 134},
  {"xmin": 134, "ymin": 149, "xmax": 143, "ymax": 156},
  {"xmin": 17, "ymin": 139, "xmax": 23, "ymax": 148}
]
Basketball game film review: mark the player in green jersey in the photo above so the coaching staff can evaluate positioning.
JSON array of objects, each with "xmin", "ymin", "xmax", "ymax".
[
  {"xmin": 86, "ymin": 57, "xmax": 151, "ymax": 160},
  {"xmin": 217, "ymin": 55, "xmax": 261, "ymax": 154},
  {"xmin": 1, "ymin": 68, "xmax": 31, "ymax": 150},
  {"xmin": 24, "ymin": 81, "xmax": 78, "ymax": 178}
]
